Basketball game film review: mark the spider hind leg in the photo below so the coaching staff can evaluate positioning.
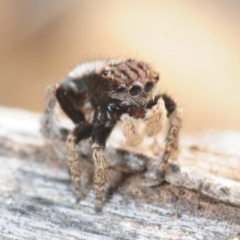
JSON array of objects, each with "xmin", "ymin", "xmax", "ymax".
[{"xmin": 40, "ymin": 84, "xmax": 66, "ymax": 140}]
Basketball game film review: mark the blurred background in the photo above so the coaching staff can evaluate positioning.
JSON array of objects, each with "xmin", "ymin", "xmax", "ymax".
[{"xmin": 0, "ymin": 0, "xmax": 239, "ymax": 131}]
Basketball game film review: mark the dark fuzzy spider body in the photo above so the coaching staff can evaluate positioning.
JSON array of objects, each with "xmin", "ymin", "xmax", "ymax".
[{"xmin": 41, "ymin": 59, "xmax": 182, "ymax": 212}]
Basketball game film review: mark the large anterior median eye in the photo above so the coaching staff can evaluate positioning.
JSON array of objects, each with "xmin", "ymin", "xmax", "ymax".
[{"xmin": 129, "ymin": 83, "xmax": 142, "ymax": 96}]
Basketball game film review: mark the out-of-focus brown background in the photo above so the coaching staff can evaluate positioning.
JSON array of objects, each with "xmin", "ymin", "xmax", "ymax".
[{"xmin": 0, "ymin": 0, "xmax": 239, "ymax": 131}]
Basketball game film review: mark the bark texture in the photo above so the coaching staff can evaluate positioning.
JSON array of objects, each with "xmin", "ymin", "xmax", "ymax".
[{"xmin": 0, "ymin": 106, "xmax": 240, "ymax": 240}]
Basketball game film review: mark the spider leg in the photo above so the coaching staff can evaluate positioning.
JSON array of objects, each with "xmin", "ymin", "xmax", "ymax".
[
  {"xmin": 120, "ymin": 113, "xmax": 145, "ymax": 146},
  {"xmin": 41, "ymin": 76, "xmax": 95, "ymax": 198},
  {"xmin": 157, "ymin": 94, "xmax": 183, "ymax": 179},
  {"xmin": 66, "ymin": 122, "xmax": 93, "ymax": 201},
  {"xmin": 143, "ymin": 94, "xmax": 182, "ymax": 187},
  {"xmin": 144, "ymin": 96, "xmax": 167, "ymax": 136},
  {"xmin": 55, "ymin": 78, "xmax": 87, "ymax": 124},
  {"xmin": 40, "ymin": 84, "xmax": 65, "ymax": 140},
  {"xmin": 92, "ymin": 125, "xmax": 113, "ymax": 212},
  {"xmin": 41, "ymin": 77, "xmax": 88, "ymax": 141}
]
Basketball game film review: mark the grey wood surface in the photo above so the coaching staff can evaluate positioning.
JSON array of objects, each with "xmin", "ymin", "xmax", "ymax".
[{"xmin": 0, "ymin": 106, "xmax": 240, "ymax": 240}]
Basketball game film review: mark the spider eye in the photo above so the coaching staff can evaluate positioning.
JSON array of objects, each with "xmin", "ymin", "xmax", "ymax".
[
  {"xmin": 102, "ymin": 70, "xmax": 109, "ymax": 76},
  {"xmin": 144, "ymin": 81, "xmax": 154, "ymax": 92},
  {"xmin": 154, "ymin": 75, "xmax": 159, "ymax": 82},
  {"xmin": 129, "ymin": 83, "xmax": 142, "ymax": 96},
  {"xmin": 116, "ymin": 85, "xmax": 126, "ymax": 93}
]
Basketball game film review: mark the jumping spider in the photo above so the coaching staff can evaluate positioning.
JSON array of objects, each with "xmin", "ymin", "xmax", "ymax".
[{"xmin": 41, "ymin": 59, "xmax": 182, "ymax": 212}]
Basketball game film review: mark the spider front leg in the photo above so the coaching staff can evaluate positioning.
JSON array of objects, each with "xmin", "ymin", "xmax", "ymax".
[
  {"xmin": 144, "ymin": 94, "xmax": 183, "ymax": 186},
  {"xmin": 120, "ymin": 113, "xmax": 145, "ymax": 146},
  {"xmin": 157, "ymin": 94, "xmax": 182, "ymax": 178},
  {"xmin": 144, "ymin": 96, "xmax": 167, "ymax": 137},
  {"xmin": 66, "ymin": 122, "xmax": 93, "ymax": 201},
  {"xmin": 50, "ymin": 79, "xmax": 94, "ymax": 199},
  {"xmin": 92, "ymin": 125, "xmax": 113, "ymax": 212}
]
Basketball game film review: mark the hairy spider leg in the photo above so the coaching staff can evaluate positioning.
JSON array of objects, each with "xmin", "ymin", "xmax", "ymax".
[
  {"xmin": 91, "ymin": 124, "xmax": 113, "ymax": 212},
  {"xmin": 120, "ymin": 113, "xmax": 145, "ymax": 146},
  {"xmin": 55, "ymin": 78, "xmax": 87, "ymax": 124},
  {"xmin": 41, "ymin": 76, "xmax": 90, "ymax": 141},
  {"xmin": 144, "ymin": 96, "xmax": 167, "ymax": 137},
  {"xmin": 157, "ymin": 94, "xmax": 183, "ymax": 179},
  {"xmin": 41, "ymin": 84, "xmax": 63, "ymax": 140},
  {"xmin": 66, "ymin": 123, "xmax": 93, "ymax": 201},
  {"xmin": 55, "ymin": 78, "xmax": 97, "ymax": 201}
]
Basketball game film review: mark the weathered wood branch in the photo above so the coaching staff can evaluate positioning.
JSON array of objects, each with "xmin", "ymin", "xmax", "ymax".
[{"xmin": 0, "ymin": 106, "xmax": 240, "ymax": 239}]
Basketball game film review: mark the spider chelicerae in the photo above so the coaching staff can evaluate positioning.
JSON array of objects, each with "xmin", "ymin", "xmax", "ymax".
[{"xmin": 41, "ymin": 59, "xmax": 182, "ymax": 212}]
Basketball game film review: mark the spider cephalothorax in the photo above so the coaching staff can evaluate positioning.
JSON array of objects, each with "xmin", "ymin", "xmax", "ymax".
[{"xmin": 41, "ymin": 58, "xmax": 182, "ymax": 212}]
